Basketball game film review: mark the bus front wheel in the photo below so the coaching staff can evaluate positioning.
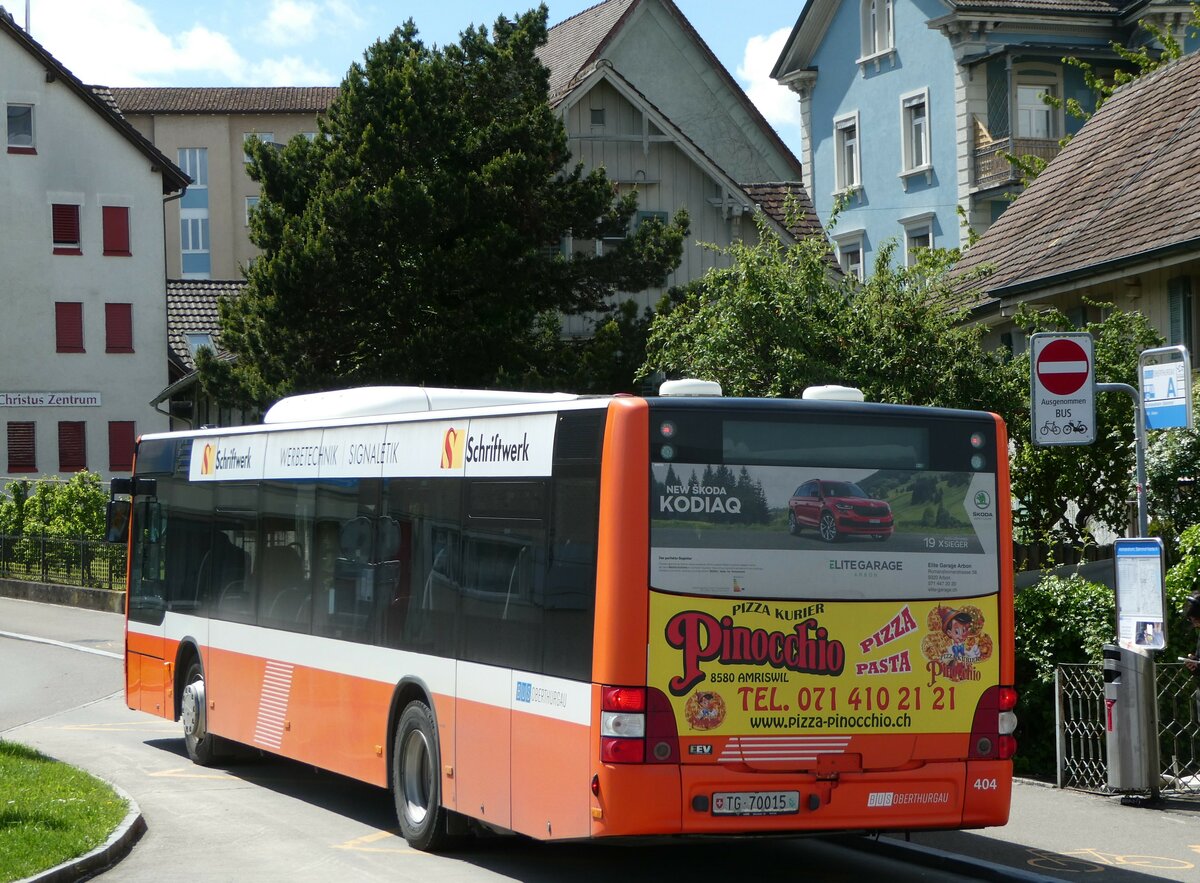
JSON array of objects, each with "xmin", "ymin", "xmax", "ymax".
[
  {"xmin": 394, "ymin": 700, "xmax": 455, "ymax": 851},
  {"xmin": 181, "ymin": 660, "xmax": 224, "ymax": 766}
]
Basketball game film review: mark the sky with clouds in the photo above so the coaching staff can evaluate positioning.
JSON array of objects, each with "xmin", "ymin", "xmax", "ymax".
[{"xmin": 20, "ymin": 0, "xmax": 806, "ymax": 157}]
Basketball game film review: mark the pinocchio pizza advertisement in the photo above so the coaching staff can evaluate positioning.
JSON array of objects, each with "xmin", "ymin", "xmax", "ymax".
[{"xmin": 647, "ymin": 593, "xmax": 999, "ymax": 737}]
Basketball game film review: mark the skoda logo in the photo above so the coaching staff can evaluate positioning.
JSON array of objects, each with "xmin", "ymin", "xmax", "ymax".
[{"xmin": 974, "ymin": 491, "xmax": 991, "ymax": 509}]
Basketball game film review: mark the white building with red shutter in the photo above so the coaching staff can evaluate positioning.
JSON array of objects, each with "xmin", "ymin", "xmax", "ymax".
[{"xmin": 0, "ymin": 9, "xmax": 188, "ymax": 480}]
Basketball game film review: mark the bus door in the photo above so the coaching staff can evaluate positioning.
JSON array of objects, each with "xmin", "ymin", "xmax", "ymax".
[{"xmin": 123, "ymin": 483, "xmax": 170, "ymax": 717}]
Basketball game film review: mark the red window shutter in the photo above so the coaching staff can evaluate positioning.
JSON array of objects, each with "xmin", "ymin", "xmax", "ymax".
[
  {"xmin": 108, "ymin": 421, "xmax": 136, "ymax": 472},
  {"xmin": 7, "ymin": 422, "xmax": 36, "ymax": 473},
  {"xmin": 58, "ymin": 421, "xmax": 86, "ymax": 472},
  {"xmin": 52, "ymin": 204, "xmax": 81, "ymax": 253},
  {"xmin": 105, "ymin": 303, "xmax": 133, "ymax": 353},
  {"xmin": 102, "ymin": 206, "xmax": 131, "ymax": 256},
  {"xmin": 55, "ymin": 302, "xmax": 84, "ymax": 353}
]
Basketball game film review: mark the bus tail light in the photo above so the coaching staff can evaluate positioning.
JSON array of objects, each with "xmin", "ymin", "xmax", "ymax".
[
  {"xmin": 600, "ymin": 686, "xmax": 679, "ymax": 764},
  {"xmin": 969, "ymin": 685, "xmax": 1019, "ymax": 760}
]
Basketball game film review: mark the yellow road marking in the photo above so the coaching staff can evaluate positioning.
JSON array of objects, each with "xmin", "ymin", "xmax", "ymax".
[
  {"xmin": 334, "ymin": 829, "xmax": 418, "ymax": 854},
  {"xmin": 62, "ymin": 722, "xmax": 176, "ymax": 733}
]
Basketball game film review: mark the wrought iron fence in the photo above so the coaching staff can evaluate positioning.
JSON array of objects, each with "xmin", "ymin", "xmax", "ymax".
[
  {"xmin": 1056, "ymin": 661, "xmax": 1200, "ymax": 797},
  {"xmin": 0, "ymin": 533, "xmax": 126, "ymax": 592}
]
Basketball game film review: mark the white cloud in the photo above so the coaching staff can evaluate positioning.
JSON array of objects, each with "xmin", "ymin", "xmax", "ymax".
[
  {"xmin": 261, "ymin": 0, "xmax": 321, "ymax": 47},
  {"xmin": 737, "ymin": 27, "xmax": 803, "ymax": 146},
  {"xmin": 28, "ymin": 0, "xmax": 249, "ymax": 85}
]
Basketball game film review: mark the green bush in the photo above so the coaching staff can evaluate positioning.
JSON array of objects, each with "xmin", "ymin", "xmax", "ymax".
[
  {"xmin": 1014, "ymin": 574, "xmax": 1116, "ymax": 777},
  {"xmin": 1014, "ymin": 547, "xmax": 1198, "ymax": 779},
  {"xmin": 0, "ymin": 472, "xmax": 107, "ymax": 540}
]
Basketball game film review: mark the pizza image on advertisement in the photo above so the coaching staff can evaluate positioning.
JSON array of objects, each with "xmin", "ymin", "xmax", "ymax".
[{"xmin": 685, "ymin": 690, "xmax": 727, "ymax": 730}]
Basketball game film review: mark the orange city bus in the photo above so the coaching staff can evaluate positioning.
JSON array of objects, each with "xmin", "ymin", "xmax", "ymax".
[{"xmin": 108, "ymin": 381, "xmax": 1017, "ymax": 850}]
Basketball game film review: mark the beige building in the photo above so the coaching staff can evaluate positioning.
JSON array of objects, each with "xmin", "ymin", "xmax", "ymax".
[
  {"xmin": 0, "ymin": 11, "xmax": 187, "ymax": 480},
  {"xmin": 111, "ymin": 87, "xmax": 337, "ymax": 279}
]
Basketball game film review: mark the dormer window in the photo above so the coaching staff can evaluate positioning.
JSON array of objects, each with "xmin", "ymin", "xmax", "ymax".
[{"xmin": 861, "ymin": 0, "xmax": 894, "ymax": 58}]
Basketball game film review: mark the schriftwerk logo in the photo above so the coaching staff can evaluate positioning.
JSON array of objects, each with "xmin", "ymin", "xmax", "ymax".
[
  {"xmin": 201, "ymin": 443, "xmax": 216, "ymax": 475},
  {"xmin": 440, "ymin": 427, "xmax": 465, "ymax": 469}
]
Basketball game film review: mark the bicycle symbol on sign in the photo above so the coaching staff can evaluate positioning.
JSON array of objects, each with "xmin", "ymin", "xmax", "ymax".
[{"xmin": 1039, "ymin": 419, "xmax": 1089, "ymax": 437}]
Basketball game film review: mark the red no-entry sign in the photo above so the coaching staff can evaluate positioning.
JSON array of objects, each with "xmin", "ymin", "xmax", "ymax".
[
  {"xmin": 1030, "ymin": 332, "xmax": 1096, "ymax": 445},
  {"xmin": 1036, "ymin": 338, "xmax": 1091, "ymax": 395}
]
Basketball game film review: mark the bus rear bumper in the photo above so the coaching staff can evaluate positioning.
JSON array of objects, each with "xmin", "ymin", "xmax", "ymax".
[{"xmin": 592, "ymin": 761, "xmax": 1010, "ymax": 837}]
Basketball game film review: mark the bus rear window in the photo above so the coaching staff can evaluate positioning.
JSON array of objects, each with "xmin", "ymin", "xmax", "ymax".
[{"xmin": 648, "ymin": 406, "xmax": 1000, "ymax": 601}]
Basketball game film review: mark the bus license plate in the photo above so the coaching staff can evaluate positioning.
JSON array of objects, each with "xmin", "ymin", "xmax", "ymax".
[{"xmin": 711, "ymin": 791, "xmax": 800, "ymax": 816}]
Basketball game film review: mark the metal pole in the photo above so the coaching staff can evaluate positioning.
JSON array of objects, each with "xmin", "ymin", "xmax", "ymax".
[
  {"xmin": 1096, "ymin": 382, "xmax": 1146, "ymax": 536},
  {"xmin": 1096, "ymin": 381, "xmax": 1160, "ymax": 801}
]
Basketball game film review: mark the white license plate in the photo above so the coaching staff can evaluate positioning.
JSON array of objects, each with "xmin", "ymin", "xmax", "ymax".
[
  {"xmin": 711, "ymin": 791, "xmax": 800, "ymax": 816},
  {"xmin": 869, "ymin": 518, "xmax": 881, "ymax": 524}
]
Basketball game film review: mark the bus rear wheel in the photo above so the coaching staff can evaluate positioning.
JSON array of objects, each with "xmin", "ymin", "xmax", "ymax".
[
  {"xmin": 394, "ymin": 700, "xmax": 457, "ymax": 851},
  {"xmin": 181, "ymin": 660, "xmax": 225, "ymax": 766}
]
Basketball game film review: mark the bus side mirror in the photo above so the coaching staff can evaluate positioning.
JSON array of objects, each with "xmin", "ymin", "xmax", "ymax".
[{"xmin": 105, "ymin": 499, "xmax": 131, "ymax": 544}]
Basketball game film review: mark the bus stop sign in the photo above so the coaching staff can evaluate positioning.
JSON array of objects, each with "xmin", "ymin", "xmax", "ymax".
[{"xmin": 1031, "ymin": 332, "xmax": 1096, "ymax": 445}]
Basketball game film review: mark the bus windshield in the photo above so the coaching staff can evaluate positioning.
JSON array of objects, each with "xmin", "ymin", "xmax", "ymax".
[{"xmin": 649, "ymin": 407, "xmax": 1000, "ymax": 601}]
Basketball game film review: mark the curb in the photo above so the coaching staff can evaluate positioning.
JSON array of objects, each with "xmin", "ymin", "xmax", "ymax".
[
  {"xmin": 0, "ymin": 579, "xmax": 124, "ymax": 614},
  {"xmin": 834, "ymin": 833, "xmax": 1062, "ymax": 883},
  {"xmin": 20, "ymin": 781, "xmax": 145, "ymax": 883}
]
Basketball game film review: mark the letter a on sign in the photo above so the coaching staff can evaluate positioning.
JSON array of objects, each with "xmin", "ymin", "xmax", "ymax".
[{"xmin": 1030, "ymin": 331, "xmax": 1096, "ymax": 446}]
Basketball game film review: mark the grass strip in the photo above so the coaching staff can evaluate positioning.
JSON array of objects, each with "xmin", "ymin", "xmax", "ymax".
[{"xmin": 0, "ymin": 740, "xmax": 127, "ymax": 882}]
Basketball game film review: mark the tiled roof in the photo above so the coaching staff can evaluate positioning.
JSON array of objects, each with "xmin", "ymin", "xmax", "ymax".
[
  {"xmin": 166, "ymin": 280, "xmax": 244, "ymax": 369},
  {"xmin": 951, "ymin": 50, "xmax": 1200, "ymax": 308},
  {"xmin": 110, "ymin": 87, "xmax": 339, "ymax": 114},
  {"xmin": 0, "ymin": 11, "xmax": 188, "ymax": 193},
  {"xmin": 740, "ymin": 183, "xmax": 823, "ymax": 242},
  {"xmin": 949, "ymin": 1, "xmax": 1127, "ymax": 13},
  {"xmin": 539, "ymin": 0, "xmax": 637, "ymax": 100}
]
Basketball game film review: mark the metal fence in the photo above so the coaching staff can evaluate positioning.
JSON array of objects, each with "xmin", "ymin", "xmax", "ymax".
[
  {"xmin": 1056, "ymin": 661, "xmax": 1200, "ymax": 797},
  {"xmin": 0, "ymin": 533, "xmax": 126, "ymax": 592}
]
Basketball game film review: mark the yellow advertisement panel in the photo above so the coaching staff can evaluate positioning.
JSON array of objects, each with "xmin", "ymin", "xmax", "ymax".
[{"xmin": 648, "ymin": 592, "xmax": 998, "ymax": 737}]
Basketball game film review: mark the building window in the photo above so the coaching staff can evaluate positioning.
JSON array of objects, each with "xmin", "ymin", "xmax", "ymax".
[
  {"xmin": 55, "ymin": 302, "xmax": 84, "ymax": 353},
  {"xmin": 836, "ymin": 234, "xmax": 865, "ymax": 281},
  {"xmin": 52, "ymin": 203, "xmax": 82, "ymax": 255},
  {"xmin": 7, "ymin": 103, "xmax": 34, "ymax": 153},
  {"xmin": 102, "ymin": 206, "xmax": 131, "ymax": 256},
  {"xmin": 901, "ymin": 90, "xmax": 930, "ymax": 172},
  {"xmin": 7, "ymin": 422, "xmax": 36, "ymax": 473},
  {"xmin": 108, "ymin": 421, "xmax": 136, "ymax": 472},
  {"xmin": 186, "ymin": 332, "xmax": 215, "ymax": 358},
  {"xmin": 58, "ymin": 422, "xmax": 87, "ymax": 473},
  {"xmin": 245, "ymin": 195, "xmax": 260, "ymax": 226},
  {"xmin": 1016, "ymin": 82, "xmax": 1057, "ymax": 139},
  {"xmin": 834, "ymin": 113, "xmax": 860, "ymax": 192},
  {"xmin": 590, "ymin": 107, "xmax": 605, "ymax": 126},
  {"xmin": 860, "ymin": 0, "xmax": 893, "ymax": 57},
  {"xmin": 243, "ymin": 132, "xmax": 275, "ymax": 163},
  {"xmin": 180, "ymin": 213, "xmax": 211, "ymax": 278},
  {"xmin": 105, "ymin": 303, "xmax": 134, "ymax": 353},
  {"xmin": 177, "ymin": 148, "xmax": 208, "ymax": 187},
  {"xmin": 901, "ymin": 214, "xmax": 935, "ymax": 266}
]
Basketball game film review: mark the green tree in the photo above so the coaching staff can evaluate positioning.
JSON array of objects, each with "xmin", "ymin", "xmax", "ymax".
[
  {"xmin": 1146, "ymin": 427, "xmax": 1200, "ymax": 557},
  {"xmin": 641, "ymin": 208, "xmax": 1022, "ymax": 416},
  {"xmin": 198, "ymin": 6, "xmax": 687, "ymax": 407},
  {"xmin": 1007, "ymin": 304, "xmax": 1162, "ymax": 558}
]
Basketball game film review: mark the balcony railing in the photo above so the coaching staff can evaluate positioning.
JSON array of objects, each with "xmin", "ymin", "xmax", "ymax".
[{"xmin": 972, "ymin": 136, "xmax": 1062, "ymax": 190}]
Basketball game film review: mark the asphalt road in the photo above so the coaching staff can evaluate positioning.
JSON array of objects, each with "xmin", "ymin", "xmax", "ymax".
[{"xmin": 0, "ymin": 597, "xmax": 995, "ymax": 882}]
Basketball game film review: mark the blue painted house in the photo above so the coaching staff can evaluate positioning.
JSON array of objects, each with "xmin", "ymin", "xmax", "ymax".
[{"xmin": 771, "ymin": 1, "xmax": 1199, "ymax": 277}]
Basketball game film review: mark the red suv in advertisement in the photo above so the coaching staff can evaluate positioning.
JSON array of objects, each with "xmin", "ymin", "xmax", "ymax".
[{"xmin": 787, "ymin": 479, "xmax": 893, "ymax": 542}]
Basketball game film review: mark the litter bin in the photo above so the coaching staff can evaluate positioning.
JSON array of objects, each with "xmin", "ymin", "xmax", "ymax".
[{"xmin": 1102, "ymin": 643, "xmax": 1159, "ymax": 792}]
